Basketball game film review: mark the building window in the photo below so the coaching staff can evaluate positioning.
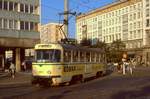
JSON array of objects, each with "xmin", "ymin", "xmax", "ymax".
[
  {"xmin": 0, "ymin": 18, "xmax": 2, "ymax": 28},
  {"xmin": 14, "ymin": 3, "xmax": 18, "ymax": 11},
  {"xmin": 25, "ymin": 22, "xmax": 29, "ymax": 30},
  {"xmin": 133, "ymin": 13, "xmax": 136, "ymax": 20},
  {"xmin": 138, "ymin": 12, "xmax": 141, "ymax": 19},
  {"xmin": 137, "ymin": 21, "xmax": 140, "ymax": 28},
  {"xmin": 133, "ymin": 5, "xmax": 136, "ymax": 10},
  {"xmin": 146, "ymin": 19, "xmax": 150, "ymax": 27},
  {"xmin": 146, "ymin": 0, "xmax": 149, "ymax": 7},
  {"xmin": 30, "ymin": 22, "xmax": 34, "ymax": 30},
  {"xmin": 130, "ymin": 14, "xmax": 132, "ymax": 21},
  {"xmin": 137, "ymin": 30, "xmax": 141, "ymax": 38},
  {"xmin": 130, "ymin": 31, "xmax": 133, "ymax": 39},
  {"xmin": 130, "ymin": 23, "xmax": 133, "ymax": 30},
  {"xmin": 134, "ymin": 31, "xmax": 136, "ymax": 38},
  {"xmin": 134, "ymin": 22, "xmax": 136, "ymax": 29},
  {"xmin": 0, "ymin": 0, "xmax": 2, "ymax": 9},
  {"xmin": 14, "ymin": 20, "xmax": 18, "ymax": 29},
  {"xmin": 4, "ymin": 1, "xmax": 8, "ymax": 10},
  {"xmin": 30, "ymin": 5, "xmax": 33, "ymax": 13},
  {"xmin": 146, "ymin": 9, "xmax": 150, "ymax": 17},
  {"xmin": 4, "ymin": 19, "xmax": 8, "ymax": 29},
  {"xmin": 20, "ymin": 21, "xmax": 24, "ymax": 30},
  {"xmin": 9, "ymin": 2, "xmax": 13, "ymax": 11},
  {"xmin": 9, "ymin": 20, "xmax": 13, "ymax": 29},
  {"xmin": 20, "ymin": 4, "xmax": 24, "ymax": 12},
  {"xmin": 25, "ymin": 4, "xmax": 28, "ymax": 13}
]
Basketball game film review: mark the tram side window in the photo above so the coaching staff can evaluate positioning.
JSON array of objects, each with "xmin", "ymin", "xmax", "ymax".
[
  {"xmin": 103, "ymin": 54, "xmax": 106, "ymax": 63},
  {"xmin": 55, "ymin": 50, "xmax": 61, "ymax": 62},
  {"xmin": 94, "ymin": 53, "xmax": 97, "ymax": 62},
  {"xmin": 99, "ymin": 54, "xmax": 101, "ymax": 62},
  {"xmin": 91, "ymin": 52, "xmax": 95, "ymax": 62},
  {"xmin": 101, "ymin": 54, "xmax": 105, "ymax": 63},
  {"xmin": 73, "ymin": 51, "xmax": 78, "ymax": 62},
  {"xmin": 86, "ymin": 52, "xmax": 90, "ymax": 62},
  {"xmin": 80, "ymin": 52, "xmax": 85, "ymax": 62},
  {"xmin": 64, "ymin": 52, "xmax": 67, "ymax": 62},
  {"xmin": 96, "ymin": 54, "xmax": 99, "ymax": 62},
  {"xmin": 64, "ymin": 51, "xmax": 71, "ymax": 62}
]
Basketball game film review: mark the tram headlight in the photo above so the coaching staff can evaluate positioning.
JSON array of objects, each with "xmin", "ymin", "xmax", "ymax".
[{"xmin": 47, "ymin": 71, "xmax": 51, "ymax": 74}]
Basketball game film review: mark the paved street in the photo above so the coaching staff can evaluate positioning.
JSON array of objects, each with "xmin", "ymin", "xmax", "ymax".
[{"xmin": 0, "ymin": 67, "xmax": 150, "ymax": 99}]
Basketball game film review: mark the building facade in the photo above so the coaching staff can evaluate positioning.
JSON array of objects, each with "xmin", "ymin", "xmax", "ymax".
[
  {"xmin": 0, "ymin": 0, "xmax": 40, "ymax": 47},
  {"xmin": 0, "ymin": 0, "xmax": 40, "ymax": 71},
  {"xmin": 76, "ymin": 0, "xmax": 150, "ymax": 49},
  {"xmin": 142, "ymin": 0, "xmax": 150, "ymax": 65},
  {"xmin": 40, "ymin": 23, "xmax": 65, "ymax": 43}
]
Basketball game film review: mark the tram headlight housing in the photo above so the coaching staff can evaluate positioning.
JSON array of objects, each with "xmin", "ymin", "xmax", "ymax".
[{"xmin": 47, "ymin": 70, "xmax": 51, "ymax": 74}]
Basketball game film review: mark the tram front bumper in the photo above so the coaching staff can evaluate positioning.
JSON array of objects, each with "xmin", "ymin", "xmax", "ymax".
[{"xmin": 31, "ymin": 75, "xmax": 61, "ymax": 85}]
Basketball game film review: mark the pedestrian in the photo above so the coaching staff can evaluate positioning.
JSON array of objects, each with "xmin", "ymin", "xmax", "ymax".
[
  {"xmin": 9, "ymin": 62, "xmax": 16, "ymax": 78},
  {"xmin": 128, "ymin": 61, "xmax": 133, "ymax": 75},
  {"xmin": 122, "ymin": 62, "xmax": 126, "ymax": 75},
  {"xmin": 131, "ymin": 58, "xmax": 136, "ymax": 68},
  {"xmin": 117, "ymin": 62, "xmax": 122, "ymax": 73}
]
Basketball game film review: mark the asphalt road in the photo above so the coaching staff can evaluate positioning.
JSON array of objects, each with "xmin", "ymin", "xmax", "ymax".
[{"xmin": 1, "ymin": 67, "xmax": 150, "ymax": 99}]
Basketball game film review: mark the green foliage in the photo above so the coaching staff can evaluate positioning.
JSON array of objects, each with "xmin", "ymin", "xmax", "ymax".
[
  {"xmin": 109, "ymin": 39, "xmax": 126, "ymax": 62},
  {"xmin": 110, "ymin": 39, "xmax": 126, "ymax": 51},
  {"xmin": 80, "ymin": 38, "xmax": 92, "ymax": 46},
  {"xmin": 92, "ymin": 40, "xmax": 107, "ymax": 49}
]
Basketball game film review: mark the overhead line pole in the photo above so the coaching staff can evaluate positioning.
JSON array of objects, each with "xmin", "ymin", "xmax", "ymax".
[{"xmin": 64, "ymin": 0, "xmax": 69, "ymax": 37}]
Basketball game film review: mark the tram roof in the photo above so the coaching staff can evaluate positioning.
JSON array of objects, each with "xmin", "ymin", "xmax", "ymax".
[
  {"xmin": 61, "ymin": 44, "xmax": 104, "ymax": 53},
  {"xmin": 35, "ymin": 43, "xmax": 104, "ymax": 53}
]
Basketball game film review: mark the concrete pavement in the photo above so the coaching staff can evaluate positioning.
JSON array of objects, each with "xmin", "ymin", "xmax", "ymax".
[{"xmin": 0, "ymin": 70, "xmax": 32, "ymax": 88}]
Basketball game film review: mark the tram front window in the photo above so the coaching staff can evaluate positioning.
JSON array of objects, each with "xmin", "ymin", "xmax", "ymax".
[{"xmin": 35, "ymin": 50, "xmax": 61, "ymax": 62}]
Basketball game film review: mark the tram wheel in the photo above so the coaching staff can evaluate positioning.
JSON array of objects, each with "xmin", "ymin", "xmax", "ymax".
[{"xmin": 96, "ymin": 71, "xmax": 103, "ymax": 78}]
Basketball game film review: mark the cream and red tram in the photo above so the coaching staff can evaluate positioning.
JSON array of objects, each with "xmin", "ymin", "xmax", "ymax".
[{"xmin": 32, "ymin": 43, "xmax": 106, "ymax": 86}]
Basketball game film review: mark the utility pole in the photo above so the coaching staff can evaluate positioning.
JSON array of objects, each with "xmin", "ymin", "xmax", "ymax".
[
  {"xmin": 64, "ymin": 0, "xmax": 69, "ymax": 37},
  {"xmin": 59, "ymin": 0, "xmax": 79, "ymax": 44}
]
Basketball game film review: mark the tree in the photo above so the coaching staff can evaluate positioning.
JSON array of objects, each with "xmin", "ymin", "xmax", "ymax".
[
  {"xmin": 111, "ymin": 39, "xmax": 126, "ymax": 51},
  {"xmin": 109, "ymin": 39, "xmax": 126, "ymax": 62},
  {"xmin": 92, "ymin": 40, "xmax": 107, "ymax": 49},
  {"xmin": 80, "ymin": 38, "xmax": 92, "ymax": 46}
]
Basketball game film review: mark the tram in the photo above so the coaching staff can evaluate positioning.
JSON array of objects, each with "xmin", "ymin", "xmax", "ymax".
[{"xmin": 31, "ymin": 43, "xmax": 106, "ymax": 86}]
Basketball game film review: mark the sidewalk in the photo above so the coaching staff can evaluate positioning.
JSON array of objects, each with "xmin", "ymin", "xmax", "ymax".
[
  {"xmin": 0, "ymin": 71, "xmax": 32, "ymax": 88},
  {"xmin": 0, "ymin": 71, "xmax": 9, "ymax": 78}
]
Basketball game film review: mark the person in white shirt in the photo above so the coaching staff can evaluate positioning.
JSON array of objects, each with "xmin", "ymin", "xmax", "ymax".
[{"xmin": 9, "ymin": 62, "xmax": 16, "ymax": 78}]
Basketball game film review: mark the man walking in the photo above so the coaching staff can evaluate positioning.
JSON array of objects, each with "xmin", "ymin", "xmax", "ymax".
[{"xmin": 9, "ymin": 62, "xmax": 16, "ymax": 78}]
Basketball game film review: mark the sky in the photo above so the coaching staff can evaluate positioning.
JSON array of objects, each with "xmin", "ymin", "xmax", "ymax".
[{"xmin": 41, "ymin": 0, "xmax": 116, "ymax": 38}]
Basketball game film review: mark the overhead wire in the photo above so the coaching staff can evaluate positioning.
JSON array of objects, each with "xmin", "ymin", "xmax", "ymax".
[{"xmin": 71, "ymin": 0, "xmax": 96, "ymax": 11}]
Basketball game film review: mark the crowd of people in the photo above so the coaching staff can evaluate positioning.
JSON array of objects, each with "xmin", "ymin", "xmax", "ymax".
[{"xmin": 114, "ymin": 58, "xmax": 137, "ymax": 75}]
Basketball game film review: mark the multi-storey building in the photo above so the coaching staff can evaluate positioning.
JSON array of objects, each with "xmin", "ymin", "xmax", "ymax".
[
  {"xmin": 142, "ymin": 0, "xmax": 150, "ymax": 65},
  {"xmin": 76, "ymin": 0, "xmax": 147, "ymax": 49},
  {"xmin": 40, "ymin": 23, "xmax": 65, "ymax": 43},
  {"xmin": 0, "ymin": 0, "xmax": 40, "ymax": 71}
]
